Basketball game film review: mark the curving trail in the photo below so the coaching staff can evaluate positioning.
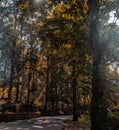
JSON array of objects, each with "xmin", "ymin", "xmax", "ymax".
[{"xmin": 0, "ymin": 115, "xmax": 71, "ymax": 130}]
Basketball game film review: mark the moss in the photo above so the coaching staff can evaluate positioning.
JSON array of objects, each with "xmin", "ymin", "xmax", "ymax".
[
  {"xmin": 78, "ymin": 115, "xmax": 91, "ymax": 125},
  {"xmin": 65, "ymin": 115, "xmax": 90, "ymax": 125}
]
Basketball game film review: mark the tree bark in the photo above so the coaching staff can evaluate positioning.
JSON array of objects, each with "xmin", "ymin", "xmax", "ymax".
[
  {"xmin": 91, "ymin": 47, "xmax": 108, "ymax": 130},
  {"xmin": 72, "ymin": 61, "xmax": 78, "ymax": 121},
  {"xmin": 7, "ymin": 56, "xmax": 14, "ymax": 103},
  {"xmin": 61, "ymin": 96, "xmax": 64, "ymax": 111},
  {"xmin": 15, "ymin": 83, "xmax": 19, "ymax": 102},
  {"xmin": 44, "ymin": 56, "xmax": 49, "ymax": 111},
  {"xmin": 27, "ymin": 71, "xmax": 31, "ymax": 104},
  {"xmin": 88, "ymin": 0, "xmax": 108, "ymax": 130},
  {"xmin": 72, "ymin": 79, "xmax": 78, "ymax": 121}
]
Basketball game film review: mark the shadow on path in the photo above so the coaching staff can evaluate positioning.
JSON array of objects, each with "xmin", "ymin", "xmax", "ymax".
[{"xmin": 0, "ymin": 117, "xmax": 64, "ymax": 130}]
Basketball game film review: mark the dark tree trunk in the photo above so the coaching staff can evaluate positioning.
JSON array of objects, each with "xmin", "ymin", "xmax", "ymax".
[
  {"xmin": 61, "ymin": 97, "xmax": 64, "ymax": 111},
  {"xmin": 51, "ymin": 99, "xmax": 55, "ymax": 115},
  {"xmin": 15, "ymin": 83, "xmax": 19, "ymax": 102},
  {"xmin": 19, "ymin": 76, "xmax": 23, "ymax": 103},
  {"xmin": 55, "ymin": 100, "xmax": 58, "ymax": 113},
  {"xmin": 44, "ymin": 56, "xmax": 49, "ymax": 111},
  {"xmin": 55, "ymin": 83, "xmax": 58, "ymax": 113},
  {"xmin": 88, "ymin": 0, "xmax": 108, "ymax": 130},
  {"xmin": 27, "ymin": 71, "xmax": 31, "ymax": 104},
  {"xmin": 72, "ymin": 61, "xmax": 78, "ymax": 121},
  {"xmin": 91, "ymin": 50, "xmax": 108, "ymax": 130},
  {"xmin": 7, "ymin": 58, "xmax": 14, "ymax": 103},
  {"xmin": 7, "ymin": 4, "xmax": 17, "ymax": 104},
  {"xmin": 72, "ymin": 79, "xmax": 78, "ymax": 121}
]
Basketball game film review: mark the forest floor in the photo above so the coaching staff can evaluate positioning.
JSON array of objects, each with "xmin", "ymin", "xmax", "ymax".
[
  {"xmin": 63, "ymin": 121, "xmax": 90, "ymax": 130},
  {"xmin": 0, "ymin": 98, "xmax": 90, "ymax": 130}
]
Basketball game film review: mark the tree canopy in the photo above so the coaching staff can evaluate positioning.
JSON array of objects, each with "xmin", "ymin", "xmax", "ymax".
[{"xmin": 0, "ymin": 0, "xmax": 119, "ymax": 129}]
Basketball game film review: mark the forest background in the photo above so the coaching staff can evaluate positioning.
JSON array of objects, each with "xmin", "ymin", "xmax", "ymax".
[{"xmin": 0, "ymin": 0, "xmax": 119, "ymax": 130}]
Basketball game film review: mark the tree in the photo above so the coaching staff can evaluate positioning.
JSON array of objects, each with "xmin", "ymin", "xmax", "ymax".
[
  {"xmin": 88, "ymin": 0, "xmax": 109, "ymax": 129},
  {"xmin": 88, "ymin": 0, "xmax": 119, "ymax": 129},
  {"xmin": 38, "ymin": 0, "xmax": 91, "ymax": 119}
]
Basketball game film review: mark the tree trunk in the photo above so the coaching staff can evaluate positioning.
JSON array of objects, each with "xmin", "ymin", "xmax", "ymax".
[
  {"xmin": 61, "ymin": 97, "xmax": 64, "ymax": 111},
  {"xmin": 91, "ymin": 51, "xmax": 108, "ymax": 130},
  {"xmin": 44, "ymin": 56, "xmax": 49, "ymax": 111},
  {"xmin": 15, "ymin": 83, "xmax": 19, "ymax": 103},
  {"xmin": 72, "ymin": 79, "xmax": 78, "ymax": 121},
  {"xmin": 7, "ymin": 58, "xmax": 14, "ymax": 103},
  {"xmin": 55, "ymin": 100, "xmax": 58, "ymax": 113},
  {"xmin": 51, "ymin": 99, "xmax": 55, "ymax": 115},
  {"xmin": 27, "ymin": 70, "xmax": 31, "ymax": 104},
  {"xmin": 55, "ymin": 83, "xmax": 58, "ymax": 113},
  {"xmin": 72, "ymin": 62, "xmax": 78, "ymax": 121},
  {"xmin": 88, "ymin": 0, "xmax": 108, "ymax": 129}
]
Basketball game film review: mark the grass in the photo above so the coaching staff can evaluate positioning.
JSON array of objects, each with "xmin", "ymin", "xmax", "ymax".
[
  {"xmin": 78, "ymin": 115, "xmax": 90, "ymax": 125},
  {"xmin": 67, "ymin": 115, "xmax": 90, "ymax": 126}
]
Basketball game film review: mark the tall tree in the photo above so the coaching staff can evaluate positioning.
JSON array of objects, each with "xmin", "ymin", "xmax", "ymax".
[{"xmin": 88, "ymin": 0, "xmax": 108, "ymax": 129}]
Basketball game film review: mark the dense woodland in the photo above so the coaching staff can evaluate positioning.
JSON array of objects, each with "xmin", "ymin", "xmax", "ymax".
[{"xmin": 0, "ymin": 0, "xmax": 119, "ymax": 130}]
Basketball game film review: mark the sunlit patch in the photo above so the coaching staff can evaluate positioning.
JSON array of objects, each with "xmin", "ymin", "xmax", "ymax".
[
  {"xmin": 37, "ymin": 119, "xmax": 44, "ymax": 122},
  {"xmin": 35, "ymin": 0, "xmax": 43, "ymax": 2},
  {"xmin": 27, "ymin": 120, "xmax": 33, "ymax": 122},
  {"xmin": 43, "ymin": 120, "xmax": 50, "ymax": 123},
  {"xmin": 35, "ymin": 119, "xmax": 51, "ymax": 124},
  {"xmin": 108, "ymin": 11, "xmax": 119, "ymax": 25},
  {"xmin": 108, "ymin": 11, "xmax": 116, "ymax": 23},
  {"xmin": 48, "ymin": 124, "xmax": 59, "ymax": 127},
  {"xmin": 33, "ymin": 125, "xmax": 44, "ymax": 128},
  {"xmin": 32, "ymin": 0, "xmax": 45, "ymax": 8},
  {"xmin": 35, "ymin": 122, "xmax": 43, "ymax": 124}
]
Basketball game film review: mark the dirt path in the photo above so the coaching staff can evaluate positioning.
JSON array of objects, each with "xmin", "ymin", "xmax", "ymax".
[{"xmin": 0, "ymin": 115, "xmax": 71, "ymax": 130}]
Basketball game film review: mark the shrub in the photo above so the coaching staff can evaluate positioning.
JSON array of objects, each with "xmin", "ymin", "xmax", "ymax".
[
  {"xmin": 1, "ymin": 104, "xmax": 19, "ymax": 113},
  {"xmin": 108, "ymin": 112, "xmax": 119, "ymax": 130},
  {"xmin": 19, "ymin": 104, "xmax": 38, "ymax": 113}
]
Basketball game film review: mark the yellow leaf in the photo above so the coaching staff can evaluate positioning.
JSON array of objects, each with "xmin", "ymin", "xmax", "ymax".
[
  {"xmin": 72, "ymin": 0, "xmax": 77, "ymax": 4},
  {"xmin": 55, "ymin": 4, "xmax": 65, "ymax": 13},
  {"xmin": 82, "ymin": 2, "xmax": 88, "ymax": 14},
  {"xmin": 61, "ymin": 44, "xmax": 72, "ymax": 49},
  {"xmin": 79, "ymin": 16, "xmax": 84, "ymax": 20},
  {"xmin": 104, "ymin": 27, "xmax": 110, "ymax": 33},
  {"xmin": 47, "ymin": 12, "xmax": 54, "ymax": 19},
  {"xmin": 62, "ymin": 13, "xmax": 65, "ymax": 18},
  {"xmin": 55, "ymin": 3, "xmax": 71, "ymax": 13},
  {"xmin": 18, "ymin": 3, "xmax": 28, "ymax": 11},
  {"xmin": 116, "ymin": 7, "xmax": 119, "ymax": 11},
  {"xmin": 65, "ymin": 4, "xmax": 71, "ymax": 9},
  {"xmin": 53, "ymin": 29, "xmax": 61, "ymax": 35},
  {"xmin": 16, "ymin": 39, "xmax": 21, "ymax": 45}
]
